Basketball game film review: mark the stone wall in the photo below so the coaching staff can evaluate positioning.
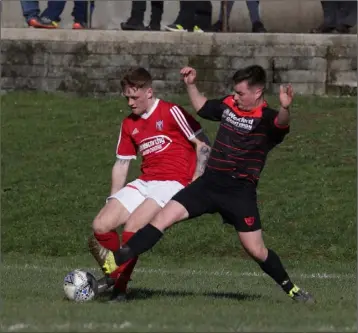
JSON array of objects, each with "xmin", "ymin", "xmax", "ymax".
[{"xmin": 1, "ymin": 28, "xmax": 357, "ymax": 96}]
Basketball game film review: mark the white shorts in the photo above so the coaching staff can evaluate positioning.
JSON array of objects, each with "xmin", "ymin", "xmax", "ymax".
[{"xmin": 108, "ymin": 179, "xmax": 184, "ymax": 214}]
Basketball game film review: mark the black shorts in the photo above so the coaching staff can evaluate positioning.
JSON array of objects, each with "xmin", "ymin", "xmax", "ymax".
[{"xmin": 172, "ymin": 173, "xmax": 261, "ymax": 232}]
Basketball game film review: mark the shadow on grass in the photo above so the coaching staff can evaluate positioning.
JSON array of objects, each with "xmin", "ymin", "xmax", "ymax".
[{"xmin": 96, "ymin": 287, "xmax": 261, "ymax": 303}]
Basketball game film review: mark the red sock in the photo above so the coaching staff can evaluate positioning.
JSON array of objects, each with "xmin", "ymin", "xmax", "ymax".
[
  {"xmin": 110, "ymin": 231, "xmax": 138, "ymax": 291},
  {"xmin": 94, "ymin": 231, "xmax": 120, "ymax": 251},
  {"xmin": 122, "ymin": 230, "xmax": 134, "ymax": 244}
]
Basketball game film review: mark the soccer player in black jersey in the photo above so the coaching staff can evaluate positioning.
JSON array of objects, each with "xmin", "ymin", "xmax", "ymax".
[{"xmin": 108, "ymin": 65, "xmax": 314, "ymax": 303}]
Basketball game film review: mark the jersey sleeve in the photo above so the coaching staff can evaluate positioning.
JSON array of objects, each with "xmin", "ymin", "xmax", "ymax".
[
  {"xmin": 265, "ymin": 108, "xmax": 290, "ymax": 145},
  {"xmin": 115, "ymin": 121, "xmax": 137, "ymax": 159},
  {"xmin": 169, "ymin": 105, "xmax": 202, "ymax": 141},
  {"xmin": 197, "ymin": 97, "xmax": 226, "ymax": 121}
]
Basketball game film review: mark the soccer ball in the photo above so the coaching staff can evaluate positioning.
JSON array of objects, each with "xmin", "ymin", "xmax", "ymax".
[{"xmin": 63, "ymin": 269, "xmax": 98, "ymax": 302}]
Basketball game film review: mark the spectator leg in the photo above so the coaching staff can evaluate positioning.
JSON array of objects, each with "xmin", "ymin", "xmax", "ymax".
[
  {"xmin": 20, "ymin": 0, "xmax": 40, "ymax": 21},
  {"xmin": 41, "ymin": 0, "xmax": 66, "ymax": 22}
]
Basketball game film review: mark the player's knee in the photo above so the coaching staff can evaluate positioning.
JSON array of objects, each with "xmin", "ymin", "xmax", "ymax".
[
  {"xmin": 92, "ymin": 213, "xmax": 115, "ymax": 234},
  {"xmin": 92, "ymin": 200, "xmax": 129, "ymax": 234},
  {"xmin": 243, "ymin": 244, "xmax": 268, "ymax": 262},
  {"xmin": 92, "ymin": 216, "xmax": 111, "ymax": 234},
  {"xmin": 151, "ymin": 200, "xmax": 188, "ymax": 231}
]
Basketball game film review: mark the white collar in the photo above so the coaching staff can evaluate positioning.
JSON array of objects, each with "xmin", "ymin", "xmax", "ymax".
[{"xmin": 141, "ymin": 98, "xmax": 160, "ymax": 119}]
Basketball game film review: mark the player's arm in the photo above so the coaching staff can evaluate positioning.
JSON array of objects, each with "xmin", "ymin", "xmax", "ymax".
[
  {"xmin": 190, "ymin": 132, "xmax": 211, "ymax": 181},
  {"xmin": 180, "ymin": 67, "xmax": 207, "ymax": 112},
  {"xmin": 276, "ymin": 84, "xmax": 293, "ymax": 126},
  {"xmin": 111, "ymin": 121, "xmax": 137, "ymax": 194},
  {"xmin": 267, "ymin": 85, "xmax": 294, "ymax": 145},
  {"xmin": 180, "ymin": 67, "xmax": 225, "ymax": 121},
  {"xmin": 186, "ymin": 82, "xmax": 207, "ymax": 112},
  {"xmin": 110, "ymin": 158, "xmax": 131, "ymax": 195},
  {"xmin": 276, "ymin": 105, "xmax": 290, "ymax": 126}
]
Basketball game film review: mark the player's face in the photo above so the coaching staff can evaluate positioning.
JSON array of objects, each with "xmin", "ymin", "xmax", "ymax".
[
  {"xmin": 123, "ymin": 86, "xmax": 153, "ymax": 115},
  {"xmin": 232, "ymin": 81, "xmax": 263, "ymax": 111}
]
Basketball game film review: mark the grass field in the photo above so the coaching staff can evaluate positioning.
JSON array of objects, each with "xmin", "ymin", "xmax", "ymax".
[{"xmin": 1, "ymin": 92, "xmax": 356, "ymax": 332}]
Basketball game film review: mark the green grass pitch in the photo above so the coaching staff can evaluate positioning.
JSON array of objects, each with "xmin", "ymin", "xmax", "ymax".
[{"xmin": 1, "ymin": 92, "xmax": 356, "ymax": 332}]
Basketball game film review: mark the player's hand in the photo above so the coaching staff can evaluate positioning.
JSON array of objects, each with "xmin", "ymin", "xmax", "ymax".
[
  {"xmin": 180, "ymin": 67, "xmax": 197, "ymax": 85},
  {"xmin": 279, "ymin": 84, "xmax": 294, "ymax": 109}
]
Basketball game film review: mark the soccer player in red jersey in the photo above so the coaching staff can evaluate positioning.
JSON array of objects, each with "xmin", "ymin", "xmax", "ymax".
[
  {"xmin": 110, "ymin": 65, "xmax": 315, "ymax": 303},
  {"xmin": 88, "ymin": 67, "xmax": 211, "ymax": 301}
]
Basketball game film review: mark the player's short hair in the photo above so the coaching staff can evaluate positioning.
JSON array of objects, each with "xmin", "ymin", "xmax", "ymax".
[
  {"xmin": 120, "ymin": 67, "xmax": 152, "ymax": 91},
  {"xmin": 232, "ymin": 65, "xmax": 266, "ymax": 88}
]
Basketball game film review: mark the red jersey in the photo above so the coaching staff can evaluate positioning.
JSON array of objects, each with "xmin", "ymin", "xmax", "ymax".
[{"xmin": 116, "ymin": 99, "xmax": 202, "ymax": 186}]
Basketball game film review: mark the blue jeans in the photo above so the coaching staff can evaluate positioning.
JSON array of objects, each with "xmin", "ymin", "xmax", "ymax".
[
  {"xmin": 73, "ymin": 1, "xmax": 95, "ymax": 23},
  {"xmin": 20, "ymin": 0, "xmax": 95, "ymax": 23},
  {"xmin": 219, "ymin": 1, "xmax": 261, "ymax": 24},
  {"xmin": 20, "ymin": 1, "xmax": 41, "ymax": 20},
  {"xmin": 42, "ymin": 1, "xmax": 95, "ymax": 23},
  {"xmin": 321, "ymin": 1, "xmax": 357, "ymax": 27}
]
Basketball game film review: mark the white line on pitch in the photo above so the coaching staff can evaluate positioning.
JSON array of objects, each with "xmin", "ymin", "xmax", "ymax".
[
  {"xmin": 1, "ymin": 322, "xmax": 356, "ymax": 333},
  {"xmin": 1, "ymin": 264, "xmax": 355, "ymax": 280}
]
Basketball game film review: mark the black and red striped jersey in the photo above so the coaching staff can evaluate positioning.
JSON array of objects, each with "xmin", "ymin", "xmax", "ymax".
[{"xmin": 198, "ymin": 95, "xmax": 290, "ymax": 185}]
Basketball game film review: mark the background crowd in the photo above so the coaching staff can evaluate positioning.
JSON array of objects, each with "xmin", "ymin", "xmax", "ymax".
[{"xmin": 21, "ymin": 0, "xmax": 357, "ymax": 33}]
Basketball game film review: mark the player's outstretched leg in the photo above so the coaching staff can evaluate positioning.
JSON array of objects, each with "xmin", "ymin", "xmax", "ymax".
[
  {"xmin": 108, "ymin": 203, "xmax": 185, "ymax": 303},
  {"xmin": 239, "ymin": 230, "xmax": 315, "ymax": 303},
  {"xmin": 113, "ymin": 200, "xmax": 189, "ymax": 267}
]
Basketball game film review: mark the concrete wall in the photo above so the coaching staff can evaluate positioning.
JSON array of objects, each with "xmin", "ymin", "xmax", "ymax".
[
  {"xmin": 2, "ymin": 0, "xmax": 357, "ymax": 33},
  {"xmin": 1, "ymin": 28, "xmax": 357, "ymax": 96}
]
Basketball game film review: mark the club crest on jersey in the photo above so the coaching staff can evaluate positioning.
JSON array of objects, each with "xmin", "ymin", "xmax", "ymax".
[{"xmin": 156, "ymin": 120, "xmax": 164, "ymax": 131}]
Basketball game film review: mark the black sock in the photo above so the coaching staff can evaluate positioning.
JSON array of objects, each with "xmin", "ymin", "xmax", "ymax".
[
  {"xmin": 113, "ymin": 224, "xmax": 163, "ymax": 266},
  {"xmin": 258, "ymin": 249, "xmax": 294, "ymax": 293}
]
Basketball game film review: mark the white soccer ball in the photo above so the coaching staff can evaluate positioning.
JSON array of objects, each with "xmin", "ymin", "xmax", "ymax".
[{"xmin": 63, "ymin": 269, "xmax": 98, "ymax": 302}]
